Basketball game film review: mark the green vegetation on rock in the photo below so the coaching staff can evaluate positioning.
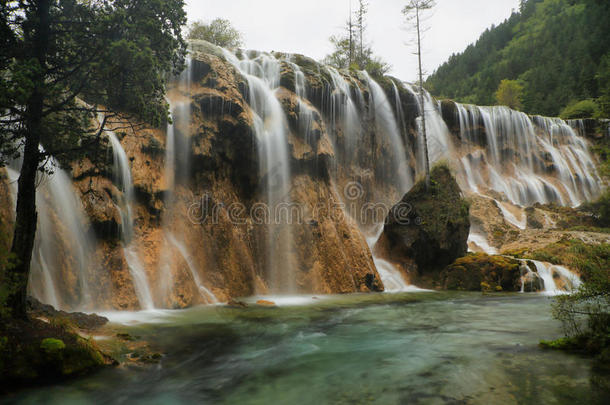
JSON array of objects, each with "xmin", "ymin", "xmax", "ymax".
[
  {"xmin": 514, "ymin": 239, "xmax": 610, "ymax": 366},
  {"xmin": 0, "ymin": 318, "xmax": 111, "ymax": 391},
  {"xmin": 40, "ymin": 338, "xmax": 66, "ymax": 354},
  {"xmin": 441, "ymin": 253, "xmax": 521, "ymax": 291},
  {"xmin": 426, "ymin": 0, "xmax": 610, "ymax": 117},
  {"xmin": 560, "ymin": 99, "xmax": 599, "ymax": 119},
  {"xmin": 382, "ymin": 164, "xmax": 470, "ymax": 273}
]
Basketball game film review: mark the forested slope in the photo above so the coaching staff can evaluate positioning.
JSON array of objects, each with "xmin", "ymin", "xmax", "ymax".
[{"xmin": 425, "ymin": 0, "xmax": 610, "ymax": 117}]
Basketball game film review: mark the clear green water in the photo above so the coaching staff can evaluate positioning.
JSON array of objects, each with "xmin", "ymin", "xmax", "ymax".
[{"xmin": 4, "ymin": 292, "xmax": 608, "ymax": 404}]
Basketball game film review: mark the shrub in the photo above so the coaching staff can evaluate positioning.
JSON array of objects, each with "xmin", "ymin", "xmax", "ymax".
[{"xmin": 560, "ymin": 99, "xmax": 599, "ymax": 119}]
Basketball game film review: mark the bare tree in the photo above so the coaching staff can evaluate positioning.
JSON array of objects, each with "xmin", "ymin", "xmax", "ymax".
[
  {"xmin": 356, "ymin": 0, "xmax": 368, "ymax": 64},
  {"xmin": 348, "ymin": 2, "xmax": 355, "ymax": 66},
  {"xmin": 403, "ymin": 0, "xmax": 436, "ymax": 189}
]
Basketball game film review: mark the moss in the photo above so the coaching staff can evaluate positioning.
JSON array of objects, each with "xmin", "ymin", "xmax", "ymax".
[
  {"xmin": 441, "ymin": 253, "xmax": 521, "ymax": 291},
  {"xmin": 503, "ymin": 247, "xmax": 528, "ymax": 258},
  {"xmin": 525, "ymin": 239, "xmax": 609, "ymax": 280},
  {"xmin": 384, "ymin": 163, "xmax": 471, "ymax": 273},
  {"xmin": 0, "ymin": 317, "xmax": 112, "ymax": 391},
  {"xmin": 60, "ymin": 337, "xmax": 105, "ymax": 375},
  {"xmin": 40, "ymin": 338, "xmax": 66, "ymax": 354},
  {"xmin": 539, "ymin": 337, "xmax": 579, "ymax": 350}
]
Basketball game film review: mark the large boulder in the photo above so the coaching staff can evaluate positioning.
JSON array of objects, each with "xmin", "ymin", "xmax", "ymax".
[
  {"xmin": 440, "ymin": 253, "xmax": 522, "ymax": 291},
  {"xmin": 378, "ymin": 164, "xmax": 470, "ymax": 279}
]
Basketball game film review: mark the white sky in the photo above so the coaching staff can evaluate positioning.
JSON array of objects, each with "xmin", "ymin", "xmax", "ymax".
[{"xmin": 185, "ymin": 0, "xmax": 520, "ymax": 82}]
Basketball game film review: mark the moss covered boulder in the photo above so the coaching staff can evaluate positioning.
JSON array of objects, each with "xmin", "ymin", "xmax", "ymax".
[
  {"xmin": 441, "ymin": 253, "xmax": 522, "ymax": 291},
  {"xmin": 0, "ymin": 317, "xmax": 113, "ymax": 392},
  {"xmin": 379, "ymin": 164, "xmax": 470, "ymax": 275}
]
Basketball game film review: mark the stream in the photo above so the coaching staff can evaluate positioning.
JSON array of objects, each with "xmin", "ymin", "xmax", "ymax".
[{"xmin": 4, "ymin": 292, "xmax": 607, "ymax": 404}]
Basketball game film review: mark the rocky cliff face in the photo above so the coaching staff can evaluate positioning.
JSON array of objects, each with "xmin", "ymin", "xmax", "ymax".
[{"xmin": 0, "ymin": 40, "xmax": 604, "ymax": 310}]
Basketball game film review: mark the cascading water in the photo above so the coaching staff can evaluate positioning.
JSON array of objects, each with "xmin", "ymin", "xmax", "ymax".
[
  {"xmin": 286, "ymin": 60, "xmax": 316, "ymax": 145},
  {"xmin": 6, "ymin": 45, "xmax": 600, "ymax": 306},
  {"xmin": 365, "ymin": 223, "xmax": 412, "ymax": 292},
  {"xmin": 166, "ymin": 234, "xmax": 218, "ymax": 303},
  {"xmin": 6, "ymin": 161, "xmax": 97, "ymax": 310},
  {"xmin": 391, "ymin": 81, "xmax": 409, "ymax": 147},
  {"xmin": 530, "ymin": 260, "xmax": 582, "ymax": 295},
  {"xmin": 402, "ymin": 82, "xmax": 453, "ymax": 167},
  {"xmin": 453, "ymin": 104, "xmax": 601, "ymax": 207},
  {"xmin": 105, "ymin": 126, "xmax": 154, "ymax": 310},
  {"xmin": 325, "ymin": 66, "xmax": 363, "ymax": 157},
  {"xmin": 160, "ymin": 62, "xmax": 218, "ymax": 304},
  {"xmin": 223, "ymin": 49, "xmax": 298, "ymax": 293},
  {"xmin": 362, "ymin": 71, "xmax": 412, "ymax": 193}
]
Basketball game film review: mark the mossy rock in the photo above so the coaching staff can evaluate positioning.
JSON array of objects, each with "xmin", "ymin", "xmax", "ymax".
[
  {"xmin": 441, "ymin": 253, "xmax": 521, "ymax": 291},
  {"xmin": 382, "ymin": 164, "xmax": 471, "ymax": 274},
  {"xmin": 539, "ymin": 337, "xmax": 580, "ymax": 351},
  {"xmin": 0, "ymin": 318, "xmax": 112, "ymax": 391}
]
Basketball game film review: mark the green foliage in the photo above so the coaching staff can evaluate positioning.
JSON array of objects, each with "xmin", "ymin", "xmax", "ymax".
[
  {"xmin": 187, "ymin": 18, "xmax": 243, "ymax": 48},
  {"xmin": 560, "ymin": 99, "xmax": 599, "ymax": 119},
  {"xmin": 323, "ymin": 3, "xmax": 391, "ymax": 77},
  {"xmin": 495, "ymin": 79, "xmax": 524, "ymax": 110},
  {"xmin": 426, "ymin": 0, "xmax": 610, "ymax": 117},
  {"xmin": 0, "ymin": 0, "xmax": 187, "ymax": 164},
  {"xmin": 528, "ymin": 239, "xmax": 610, "ymax": 358},
  {"xmin": 580, "ymin": 190, "xmax": 610, "ymax": 228},
  {"xmin": 0, "ymin": 0, "xmax": 186, "ymax": 319},
  {"xmin": 539, "ymin": 336, "xmax": 579, "ymax": 350},
  {"xmin": 590, "ymin": 134, "xmax": 610, "ymax": 179},
  {"xmin": 596, "ymin": 53, "xmax": 610, "ymax": 118}
]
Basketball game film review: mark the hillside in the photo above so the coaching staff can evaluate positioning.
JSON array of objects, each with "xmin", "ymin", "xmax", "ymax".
[{"xmin": 425, "ymin": 0, "xmax": 610, "ymax": 118}]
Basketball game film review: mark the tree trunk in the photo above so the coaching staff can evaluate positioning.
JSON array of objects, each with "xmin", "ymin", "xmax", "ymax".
[
  {"xmin": 6, "ymin": 0, "xmax": 51, "ymax": 319},
  {"xmin": 416, "ymin": 6, "xmax": 431, "ymax": 190}
]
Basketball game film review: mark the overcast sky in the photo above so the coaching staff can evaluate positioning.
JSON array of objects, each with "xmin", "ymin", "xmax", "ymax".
[{"xmin": 185, "ymin": 0, "xmax": 520, "ymax": 82}]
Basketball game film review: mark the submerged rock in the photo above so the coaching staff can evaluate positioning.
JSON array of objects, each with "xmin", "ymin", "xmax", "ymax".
[{"xmin": 255, "ymin": 300, "xmax": 276, "ymax": 307}]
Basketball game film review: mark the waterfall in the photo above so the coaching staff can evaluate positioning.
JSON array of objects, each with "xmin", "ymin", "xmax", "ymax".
[
  {"xmin": 403, "ymin": 83, "xmax": 452, "ymax": 167},
  {"xmin": 160, "ymin": 61, "xmax": 217, "ymax": 304},
  {"xmin": 287, "ymin": 60, "xmax": 316, "ymax": 145},
  {"xmin": 365, "ymin": 223, "xmax": 413, "ymax": 292},
  {"xmin": 223, "ymin": 49, "xmax": 297, "ymax": 293},
  {"xmin": 530, "ymin": 260, "xmax": 582, "ymax": 295},
  {"xmin": 453, "ymin": 103, "xmax": 601, "ymax": 207},
  {"xmin": 166, "ymin": 234, "xmax": 218, "ymax": 304},
  {"xmin": 6, "ymin": 161, "xmax": 97, "ymax": 310},
  {"xmin": 325, "ymin": 66, "xmax": 363, "ymax": 158},
  {"xmin": 105, "ymin": 127, "xmax": 154, "ymax": 310},
  {"xmin": 362, "ymin": 71, "xmax": 412, "ymax": 193},
  {"xmin": 467, "ymin": 232, "xmax": 498, "ymax": 255}
]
